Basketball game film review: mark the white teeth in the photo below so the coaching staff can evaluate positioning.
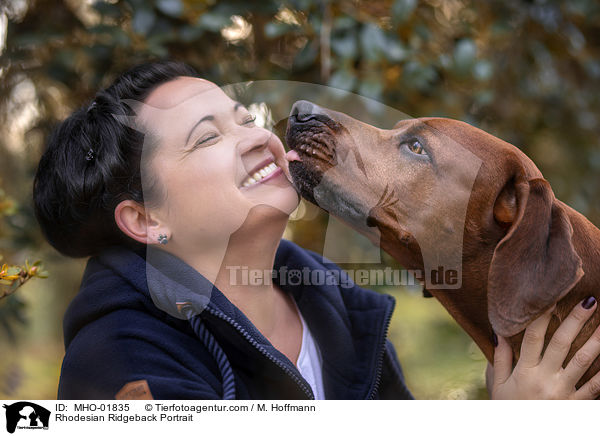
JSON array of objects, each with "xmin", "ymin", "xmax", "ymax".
[
  {"xmin": 242, "ymin": 177, "xmax": 257, "ymax": 187},
  {"xmin": 241, "ymin": 161, "xmax": 279, "ymax": 188}
]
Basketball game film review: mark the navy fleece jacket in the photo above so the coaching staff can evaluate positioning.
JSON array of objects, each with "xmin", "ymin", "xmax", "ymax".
[{"xmin": 58, "ymin": 239, "xmax": 414, "ymax": 400}]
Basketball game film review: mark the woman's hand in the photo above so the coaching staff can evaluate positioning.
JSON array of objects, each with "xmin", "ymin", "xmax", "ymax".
[{"xmin": 487, "ymin": 296, "xmax": 600, "ymax": 399}]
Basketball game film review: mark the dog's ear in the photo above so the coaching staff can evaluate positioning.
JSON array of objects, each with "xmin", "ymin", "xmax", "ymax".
[{"xmin": 488, "ymin": 165, "xmax": 584, "ymax": 337}]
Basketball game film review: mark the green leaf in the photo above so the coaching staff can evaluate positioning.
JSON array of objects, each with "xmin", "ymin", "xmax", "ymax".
[
  {"xmin": 12, "ymin": 32, "xmax": 48, "ymax": 49},
  {"xmin": 132, "ymin": 8, "xmax": 156, "ymax": 35},
  {"xmin": 293, "ymin": 40, "xmax": 318, "ymax": 70},
  {"xmin": 358, "ymin": 79, "xmax": 383, "ymax": 100},
  {"xmin": 328, "ymin": 69, "xmax": 356, "ymax": 92},
  {"xmin": 392, "ymin": 0, "xmax": 417, "ymax": 25},
  {"xmin": 360, "ymin": 23, "xmax": 387, "ymax": 61},
  {"xmin": 385, "ymin": 37, "xmax": 407, "ymax": 62},
  {"xmin": 331, "ymin": 33, "xmax": 357, "ymax": 59},
  {"xmin": 473, "ymin": 60, "xmax": 493, "ymax": 81},
  {"xmin": 92, "ymin": 1, "xmax": 121, "ymax": 19},
  {"xmin": 403, "ymin": 61, "xmax": 437, "ymax": 91},
  {"xmin": 88, "ymin": 24, "xmax": 113, "ymax": 34},
  {"xmin": 111, "ymin": 27, "xmax": 131, "ymax": 47},
  {"xmin": 155, "ymin": 0, "xmax": 183, "ymax": 18},
  {"xmin": 289, "ymin": 0, "xmax": 313, "ymax": 10},
  {"xmin": 197, "ymin": 11, "xmax": 233, "ymax": 32},
  {"xmin": 264, "ymin": 21, "xmax": 294, "ymax": 39},
  {"xmin": 5, "ymin": 267, "xmax": 20, "ymax": 277},
  {"xmin": 414, "ymin": 24, "xmax": 431, "ymax": 42},
  {"xmin": 333, "ymin": 16, "xmax": 355, "ymax": 32},
  {"xmin": 179, "ymin": 25, "xmax": 204, "ymax": 42},
  {"xmin": 453, "ymin": 39, "xmax": 477, "ymax": 74},
  {"xmin": 474, "ymin": 90, "xmax": 494, "ymax": 105},
  {"xmin": 147, "ymin": 41, "xmax": 169, "ymax": 57}
]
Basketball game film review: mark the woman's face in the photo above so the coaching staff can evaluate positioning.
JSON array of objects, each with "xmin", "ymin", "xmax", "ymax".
[{"xmin": 137, "ymin": 77, "xmax": 299, "ymax": 250}]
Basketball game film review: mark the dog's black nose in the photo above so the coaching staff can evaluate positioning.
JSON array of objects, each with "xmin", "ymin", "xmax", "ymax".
[{"xmin": 290, "ymin": 100, "xmax": 318, "ymax": 123}]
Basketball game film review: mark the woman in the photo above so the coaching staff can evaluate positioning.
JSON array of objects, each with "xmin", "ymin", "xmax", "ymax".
[{"xmin": 33, "ymin": 61, "xmax": 600, "ymax": 400}]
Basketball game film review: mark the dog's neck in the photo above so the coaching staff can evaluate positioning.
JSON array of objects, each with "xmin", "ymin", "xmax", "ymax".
[
  {"xmin": 426, "ymin": 270, "xmax": 496, "ymax": 364},
  {"xmin": 565, "ymin": 203, "xmax": 600, "ymax": 290}
]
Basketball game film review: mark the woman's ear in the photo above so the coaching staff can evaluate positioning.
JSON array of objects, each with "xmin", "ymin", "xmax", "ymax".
[{"xmin": 114, "ymin": 199, "xmax": 167, "ymax": 245}]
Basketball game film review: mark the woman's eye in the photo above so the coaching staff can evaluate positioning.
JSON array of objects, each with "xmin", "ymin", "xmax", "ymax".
[
  {"xmin": 402, "ymin": 140, "xmax": 427, "ymax": 156},
  {"xmin": 243, "ymin": 115, "xmax": 256, "ymax": 125},
  {"xmin": 194, "ymin": 133, "xmax": 219, "ymax": 148}
]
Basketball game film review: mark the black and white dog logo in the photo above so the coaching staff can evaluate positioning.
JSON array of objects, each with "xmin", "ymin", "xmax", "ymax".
[{"xmin": 3, "ymin": 402, "xmax": 50, "ymax": 433}]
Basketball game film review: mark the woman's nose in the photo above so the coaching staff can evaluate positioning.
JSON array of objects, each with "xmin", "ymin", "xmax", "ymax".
[{"xmin": 236, "ymin": 128, "xmax": 272, "ymax": 155}]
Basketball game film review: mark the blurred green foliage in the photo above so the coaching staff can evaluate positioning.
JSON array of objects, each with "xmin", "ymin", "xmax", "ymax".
[
  {"xmin": 0, "ymin": 0, "xmax": 598, "ymax": 399},
  {"xmin": 0, "ymin": 182, "xmax": 47, "ymax": 339},
  {"xmin": 388, "ymin": 289, "xmax": 489, "ymax": 400}
]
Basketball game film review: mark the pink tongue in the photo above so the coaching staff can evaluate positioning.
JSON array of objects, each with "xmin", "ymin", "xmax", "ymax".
[{"xmin": 286, "ymin": 149, "xmax": 301, "ymax": 162}]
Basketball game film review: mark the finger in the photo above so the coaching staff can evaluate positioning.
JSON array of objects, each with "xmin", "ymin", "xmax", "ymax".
[
  {"xmin": 493, "ymin": 334, "xmax": 513, "ymax": 386},
  {"xmin": 563, "ymin": 322, "xmax": 600, "ymax": 387},
  {"xmin": 518, "ymin": 305, "xmax": 555, "ymax": 367},
  {"xmin": 571, "ymin": 370, "xmax": 600, "ymax": 400},
  {"xmin": 541, "ymin": 297, "xmax": 597, "ymax": 371}
]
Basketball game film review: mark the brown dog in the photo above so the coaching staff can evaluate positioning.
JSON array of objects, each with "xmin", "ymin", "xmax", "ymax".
[{"xmin": 285, "ymin": 100, "xmax": 600, "ymax": 387}]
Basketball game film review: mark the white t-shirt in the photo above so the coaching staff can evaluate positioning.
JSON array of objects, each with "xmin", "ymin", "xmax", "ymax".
[{"xmin": 295, "ymin": 308, "xmax": 326, "ymax": 400}]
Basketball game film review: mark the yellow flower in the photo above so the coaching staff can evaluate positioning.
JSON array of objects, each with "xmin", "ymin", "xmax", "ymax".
[
  {"xmin": 26, "ymin": 260, "xmax": 48, "ymax": 278},
  {"xmin": 0, "ymin": 259, "xmax": 47, "ymax": 298},
  {"xmin": 0, "ymin": 264, "xmax": 21, "ymax": 281}
]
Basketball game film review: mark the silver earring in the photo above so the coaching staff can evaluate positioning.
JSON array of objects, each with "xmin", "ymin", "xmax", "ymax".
[{"xmin": 158, "ymin": 234, "xmax": 169, "ymax": 245}]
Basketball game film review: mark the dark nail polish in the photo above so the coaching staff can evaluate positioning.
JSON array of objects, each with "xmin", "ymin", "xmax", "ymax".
[
  {"xmin": 582, "ymin": 296, "xmax": 597, "ymax": 310},
  {"xmin": 492, "ymin": 332, "xmax": 498, "ymax": 347}
]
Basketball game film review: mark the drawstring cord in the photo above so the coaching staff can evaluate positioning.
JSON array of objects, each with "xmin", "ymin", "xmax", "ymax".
[{"xmin": 189, "ymin": 315, "xmax": 236, "ymax": 400}]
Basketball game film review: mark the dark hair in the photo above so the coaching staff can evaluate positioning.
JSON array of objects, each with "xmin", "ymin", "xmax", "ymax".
[{"xmin": 33, "ymin": 60, "xmax": 199, "ymax": 258}]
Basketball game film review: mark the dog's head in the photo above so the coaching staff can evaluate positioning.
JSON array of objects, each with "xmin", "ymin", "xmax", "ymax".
[{"xmin": 286, "ymin": 100, "xmax": 583, "ymax": 339}]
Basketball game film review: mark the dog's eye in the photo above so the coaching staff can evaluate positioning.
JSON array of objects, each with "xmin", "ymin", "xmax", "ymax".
[{"xmin": 402, "ymin": 140, "xmax": 427, "ymax": 156}]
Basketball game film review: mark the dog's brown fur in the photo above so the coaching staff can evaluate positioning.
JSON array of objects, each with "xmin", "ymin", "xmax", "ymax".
[{"xmin": 286, "ymin": 101, "xmax": 600, "ymax": 387}]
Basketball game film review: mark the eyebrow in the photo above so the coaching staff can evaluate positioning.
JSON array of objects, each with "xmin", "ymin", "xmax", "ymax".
[
  {"xmin": 402, "ymin": 123, "xmax": 430, "ymax": 138},
  {"xmin": 184, "ymin": 102, "xmax": 245, "ymax": 146}
]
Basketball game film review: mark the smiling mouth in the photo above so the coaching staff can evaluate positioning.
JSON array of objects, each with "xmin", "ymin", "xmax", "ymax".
[{"xmin": 240, "ymin": 159, "xmax": 282, "ymax": 188}]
